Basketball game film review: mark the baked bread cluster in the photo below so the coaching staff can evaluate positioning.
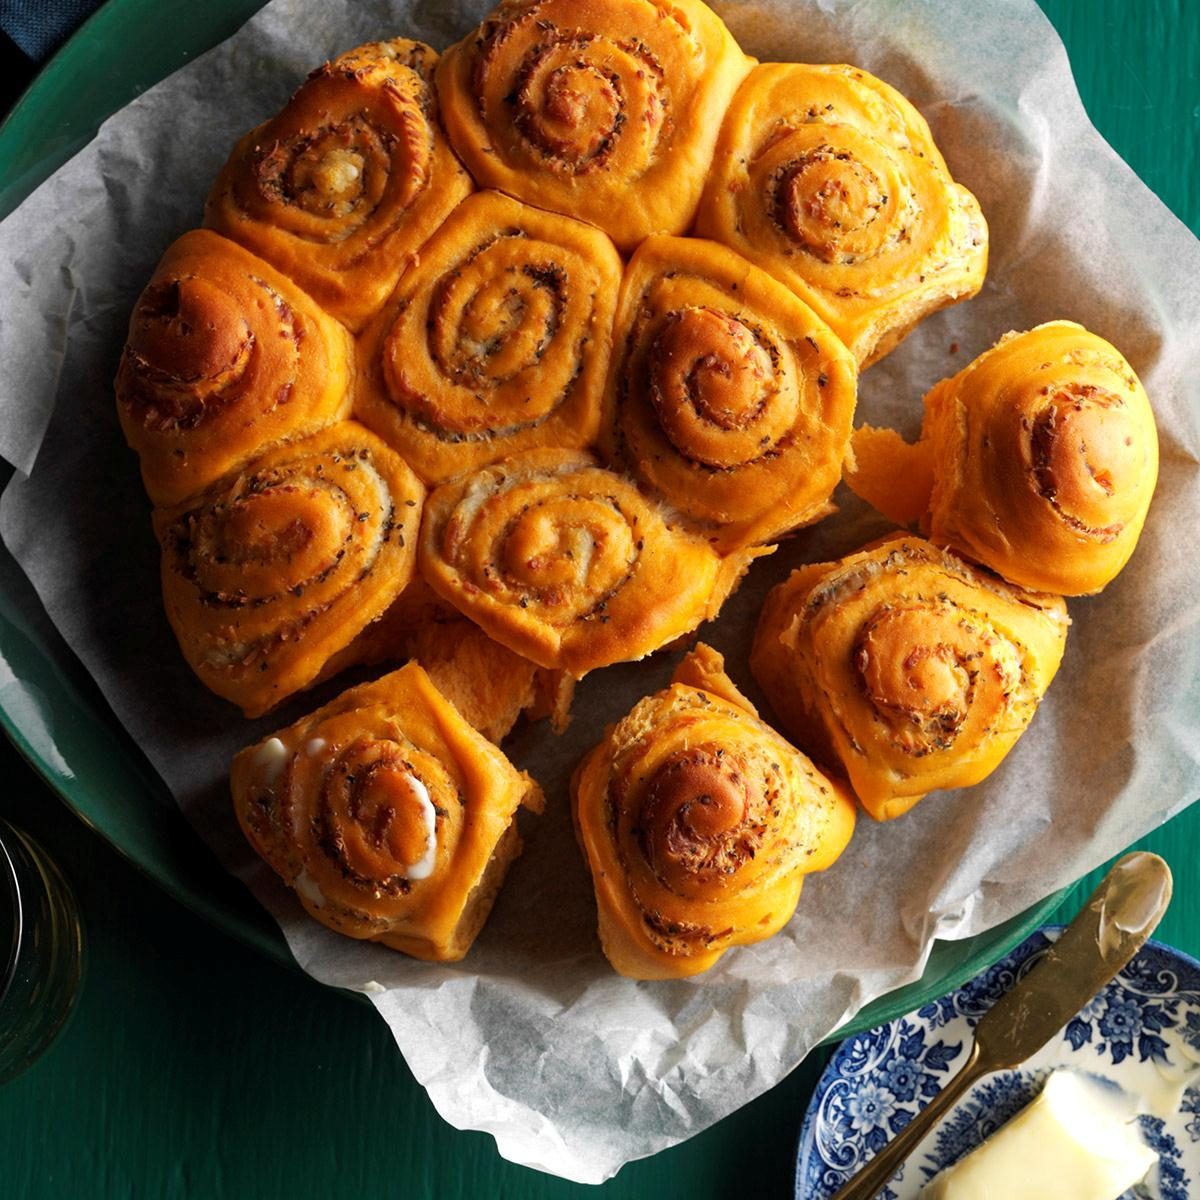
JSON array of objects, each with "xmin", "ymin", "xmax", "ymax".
[{"xmin": 116, "ymin": 1, "xmax": 1156, "ymax": 976}]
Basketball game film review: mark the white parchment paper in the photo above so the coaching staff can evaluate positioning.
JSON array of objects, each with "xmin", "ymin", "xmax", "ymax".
[{"xmin": 1, "ymin": 0, "xmax": 1199, "ymax": 1183}]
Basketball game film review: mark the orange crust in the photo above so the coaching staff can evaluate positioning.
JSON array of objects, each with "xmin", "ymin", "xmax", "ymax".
[
  {"xmin": 232, "ymin": 662, "xmax": 542, "ymax": 962},
  {"xmin": 114, "ymin": 229, "xmax": 354, "ymax": 508},
  {"xmin": 572, "ymin": 643, "xmax": 855, "ymax": 979},
  {"xmin": 155, "ymin": 421, "xmax": 424, "ymax": 717},
  {"xmin": 843, "ymin": 424, "xmax": 936, "ymax": 526},
  {"xmin": 303, "ymin": 572, "xmax": 575, "ymax": 742},
  {"xmin": 417, "ymin": 448, "xmax": 767, "ymax": 677},
  {"xmin": 922, "ymin": 322, "xmax": 1159, "ymax": 595},
  {"xmin": 751, "ymin": 534, "xmax": 1069, "ymax": 821},
  {"xmin": 602, "ymin": 236, "xmax": 857, "ymax": 551},
  {"xmin": 406, "ymin": 605, "xmax": 574, "ymax": 742},
  {"xmin": 355, "ymin": 191, "xmax": 621, "ymax": 485},
  {"xmin": 696, "ymin": 63, "xmax": 987, "ymax": 367},
  {"xmin": 435, "ymin": 0, "xmax": 754, "ymax": 250},
  {"xmin": 205, "ymin": 39, "xmax": 472, "ymax": 332}
]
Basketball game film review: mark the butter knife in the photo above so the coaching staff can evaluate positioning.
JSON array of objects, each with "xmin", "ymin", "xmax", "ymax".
[{"xmin": 830, "ymin": 851, "xmax": 1173, "ymax": 1200}]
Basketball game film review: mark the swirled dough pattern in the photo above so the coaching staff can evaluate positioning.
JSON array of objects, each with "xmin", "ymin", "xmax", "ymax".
[
  {"xmin": 603, "ymin": 235, "xmax": 857, "ymax": 550},
  {"xmin": 573, "ymin": 643, "xmax": 855, "ymax": 978},
  {"xmin": 751, "ymin": 535, "xmax": 1069, "ymax": 820},
  {"xmin": 435, "ymin": 0, "xmax": 754, "ymax": 249},
  {"xmin": 232, "ymin": 661, "xmax": 542, "ymax": 961},
  {"xmin": 206, "ymin": 39, "xmax": 472, "ymax": 331},
  {"xmin": 697, "ymin": 63, "xmax": 987, "ymax": 367}
]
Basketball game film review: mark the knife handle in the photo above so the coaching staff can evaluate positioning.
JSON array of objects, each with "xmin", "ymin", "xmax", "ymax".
[{"xmin": 830, "ymin": 1042, "xmax": 984, "ymax": 1200}]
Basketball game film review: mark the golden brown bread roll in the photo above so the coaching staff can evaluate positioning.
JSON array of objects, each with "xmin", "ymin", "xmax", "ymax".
[
  {"xmin": 115, "ymin": 230, "xmax": 354, "ymax": 508},
  {"xmin": 232, "ymin": 662, "xmax": 543, "ymax": 962},
  {"xmin": 925, "ymin": 323, "xmax": 1158, "ymax": 594},
  {"xmin": 418, "ymin": 448, "xmax": 766, "ymax": 677},
  {"xmin": 155, "ymin": 421, "xmax": 424, "ymax": 717},
  {"xmin": 751, "ymin": 535, "xmax": 1069, "ymax": 821},
  {"xmin": 205, "ymin": 39, "xmax": 472, "ymax": 332},
  {"xmin": 602, "ymin": 236, "xmax": 857, "ymax": 550},
  {"xmin": 355, "ymin": 191, "xmax": 621, "ymax": 485},
  {"xmin": 435, "ymin": 0, "xmax": 754, "ymax": 251},
  {"xmin": 845, "ymin": 323, "xmax": 1160, "ymax": 595},
  {"xmin": 696, "ymin": 63, "xmax": 987, "ymax": 367},
  {"xmin": 572, "ymin": 643, "xmax": 856, "ymax": 978}
]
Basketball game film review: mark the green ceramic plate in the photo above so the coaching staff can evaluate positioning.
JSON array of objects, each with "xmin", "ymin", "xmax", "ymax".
[{"xmin": 0, "ymin": 0, "xmax": 1071, "ymax": 1030}]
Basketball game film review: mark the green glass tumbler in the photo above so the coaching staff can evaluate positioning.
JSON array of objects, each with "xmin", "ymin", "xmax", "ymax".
[{"xmin": 0, "ymin": 818, "xmax": 84, "ymax": 1081}]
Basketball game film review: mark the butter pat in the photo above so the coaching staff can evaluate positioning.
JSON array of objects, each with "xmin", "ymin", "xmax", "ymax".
[{"xmin": 922, "ymin": 1070, "xmax": 1155, "ymax": 1199}]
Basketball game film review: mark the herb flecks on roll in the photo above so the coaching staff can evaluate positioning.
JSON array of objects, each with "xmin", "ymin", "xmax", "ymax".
[
  {"xmin": 436, "ymin": 0, "xmax": 754, "ymax": 250},
  {"xmin": 116, "ymin": 230, "xmax": 354, "ymax": 507},
  {"xmin": 751, "ymin": 534, "xmax": 1068, "ymax": 820},
  {"xmin": 206, "ymin": 39, "xmax": 472, "ymax": 331},
  {"xmin": 356, "ymin": 191, "xmax": 621, "ymax": 484},
  {"xmin": 697, "ymin": 63, "xmax": 987, "ymax": 368},
  {"xmin": 602, "ymin": 236, "xmax": 857, "ymax": 551},
  {"xmin": 155, "ymin": 421, "xmax": 424, "ymax": 716},
  {"xmin": 572, "ymin": 643, "xmax": 855, "ymax": 978},
  {"xmin": 232, "ymin": 662, "xmax": 542, "ymax": 961}
]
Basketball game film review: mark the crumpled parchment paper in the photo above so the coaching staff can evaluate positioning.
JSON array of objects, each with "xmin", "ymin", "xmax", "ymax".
[{"xmin": 0, "ymin": 0, "xmax": 1198, "ymax": 1183}]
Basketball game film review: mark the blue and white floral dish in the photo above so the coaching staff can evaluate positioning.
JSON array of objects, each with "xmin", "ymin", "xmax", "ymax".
[{"xmin": 796, "ymin": 928, "xmax": 1200, "ymax": 1199}]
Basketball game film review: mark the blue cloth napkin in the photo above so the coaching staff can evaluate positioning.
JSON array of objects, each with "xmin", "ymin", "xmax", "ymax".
[{"xmin": 0, "ymin": 0, "xmax": 102, "ymax": 60}]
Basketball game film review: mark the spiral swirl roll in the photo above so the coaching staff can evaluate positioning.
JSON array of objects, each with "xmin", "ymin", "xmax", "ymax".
[
  {"xmin": 418, "ymin": 448, "xmax": 764, "ymax": 676},
  {"xmin": 356, "ymin": 191, "xmax": 622, "ymax": 484},
  {"xmin": 696, "ymin": 64, "xmax": 987, "ymax": 367},
  {"xmin": 572, "ymin": 643, "xmax": 855, "ymax": 978},
  {"xmin": 921, "ymin": 322, "xmax": 1159, "ymax": 595},
  {"xmin": 232, "ymin": 662, "xmax": 543, "ymax": 961},
  {"xmin": 751, "ymin": 535, "xmax": 1069, "ymax": 821},
  {"xmin": 115, "ymin": 230, "xmax": 354, "ymax": 507},
  {"xmin": 155, "ymin": 421, "xmax": 424, "ymax": 717},
  {"xmin": 603, "ymin": 236, "xmax": 857, "ymax": 550},
  {"xmin": 435, "ymin": 0, "xmax": 754, "ymax": 251},
  {"xmin": 205, "ymin": 39, "xmax": 472, "ymax": 332}
]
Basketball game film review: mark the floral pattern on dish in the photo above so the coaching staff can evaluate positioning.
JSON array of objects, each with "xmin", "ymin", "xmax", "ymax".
[{"xmin": 796, "ymin": 929, "xmax": 1200, "ymax": 1199}]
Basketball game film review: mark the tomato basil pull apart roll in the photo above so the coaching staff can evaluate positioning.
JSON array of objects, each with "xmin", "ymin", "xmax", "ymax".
[
  {"xmin": 696, "ymin": 63, "xmax": 987, "ymax": 368},
  {"xmin": 205, "ymin": 39, "xmax": 472, "ymax": 332},
  {"xmin": 602, "ymin": 237, "xmax": 857, "ymax": 551},
  {"xmin": 232, "ymin": 662, "xmax": 543, "ymax": 962},
  {"xmin": 115, "ymin": 230, "xmax": 354, "ymax": 508},
  {"xmin": 435, "ymin": 0, "xmax": 754, "ymax": 251},
  {"xmin": 751, "ymin": 535, "xmax": 1069, "ymax": 822},
  {"xmin": 850, "ymin": 322, "xmax": 1159, "ymax": 596},
  {"xmin": 155, "ymin": 422, "xmax": 424, "ymax": 718},
  {"xmin": 572, "ymin": 643, "xmax": 855, "ymax": 979},
  {"xmin": 355, "ymin": 191, "xmax": 622, "ymax": 485},
  {"xmin": 418, "ymin": 448, "xmax": 765, "ymax": 677}
]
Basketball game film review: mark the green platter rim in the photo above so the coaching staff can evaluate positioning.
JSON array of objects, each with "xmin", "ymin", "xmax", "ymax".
[{"xmin": 0, "ymin": 0, "xmax": 1071, "ymax": 1043}]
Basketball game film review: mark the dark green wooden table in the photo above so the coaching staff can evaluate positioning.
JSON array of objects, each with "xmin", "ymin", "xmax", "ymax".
[{"xmin": 1, "ymin": 3, "xmax": 1197, "ymax": 1196}]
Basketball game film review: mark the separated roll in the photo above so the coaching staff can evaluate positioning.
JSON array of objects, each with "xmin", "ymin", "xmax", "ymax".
[
  {"xmin": 232, "ymin": 662, "xmax": 543, "ymax": 961},
  {"xmin": 751, "ymin": 535, "xmax": 1069, "ymax": 821},
  {"xmin": 155, "ymin": 421, "xmax": 424, "ymax": 717},
  {"xmin": 696, "ymin": 63, "xmax": 987, "ymax": 367},
  {"xmin": 924, "ymin": 323, "xmax": 1157, "ymax": 595},
  {"xmin": 418, "ymin": 448, "xmax": 764, "ymax": 677},
  {"xmin": 602, "ymin": 236, "xmax": 857, "ymax": 550},
  {"xmin": 356, "ymin": 191, "xmax": 621, "ymax": 485},
  {"xmin": 572, "ymin": 643, "xmax": 855, "ymax": 979},
  {"xmin": 115, "ymin": 230, "xmax": 354, "ymax": 507},
  {"xmin": 435, "ymin": 0, "xmax": 754, "ymax": 250},
  {"xmin": 206, "ymin": 39, "xmax": 472, "ymax": 331}
]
